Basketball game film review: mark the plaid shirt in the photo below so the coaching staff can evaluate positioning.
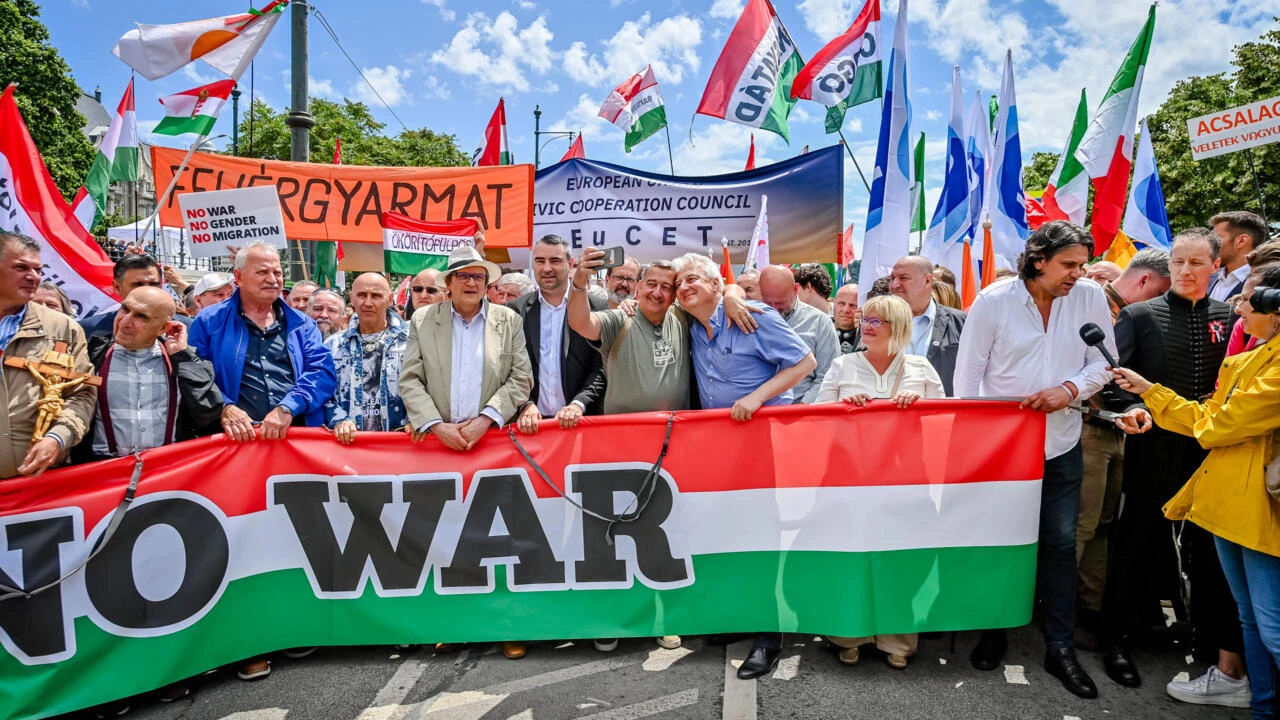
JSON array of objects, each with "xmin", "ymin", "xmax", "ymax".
[{"xmin": 91, "ymin": 342, "xmax": 172, "ymax": 456}]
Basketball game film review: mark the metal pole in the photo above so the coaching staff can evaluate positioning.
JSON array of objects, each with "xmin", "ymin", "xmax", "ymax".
[
  {"xmin": 836, "ymin": 130, "xmax": 873, "ymax": 194},
  {"xmin": 533, "ymin": 105, "xmax": 542, "ymax": 169},
  {"xmin": 284, "ymin": 0, "xmax": 315, "ymax": 282},
  {"xmin": 140, "ymin": 133, "xmax": 216, "ymax": 240},
  {"xmin": 663, "ymin": 124, "xmax": 677, "ymax": 175},
  {"xmin": 1245, "ymin": 147, "xmax": 1270, "ymax": 226},
  {"xmin": 231, "ymin": 84, "xmax": 241, "ymax": 155}
]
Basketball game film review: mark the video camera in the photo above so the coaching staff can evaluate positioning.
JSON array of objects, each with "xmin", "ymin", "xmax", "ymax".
[{"xmin": 1251, "ymin": 287, "xmax": 1280, "ymax": 315}]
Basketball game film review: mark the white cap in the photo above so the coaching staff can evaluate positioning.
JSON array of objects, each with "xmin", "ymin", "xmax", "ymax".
[{"xmin": 193, "ymin": 273, "xmax": 232, "ymax": 296}]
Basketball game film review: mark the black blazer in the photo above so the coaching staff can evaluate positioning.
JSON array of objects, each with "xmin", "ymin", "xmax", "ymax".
[
  {"xmin": 925, "ymin": 304, "xmax": 966, "ymax": 397},
  {"xmin": 506, "ymin": 290, "xmax": 607, "ymax": 415}
]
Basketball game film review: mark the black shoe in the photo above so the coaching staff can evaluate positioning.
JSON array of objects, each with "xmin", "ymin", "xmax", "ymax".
[
  {"xmin": 1103, "ymin": 644, "xmax": 1141, "ymax": 687},
  {"xmin": 708, "ymin": 633, "xmax": 748, "ymax": 646},
  {"xmin": 1045, "ymin": 647, "xmax": 1098, "ymax": 699},
  {"xmin": 736, "ymin": 647, "xmax": 781, "ymax": 680},
  {"xmin": 970, "ymin": 630, "xmax": 1007, "ymax": 671}
]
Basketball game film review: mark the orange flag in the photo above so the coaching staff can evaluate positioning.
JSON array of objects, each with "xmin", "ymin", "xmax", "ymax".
[
  {"xmin": 961, "ymin": 238, "xmax": 978, "ymax": 309},
  {"xmin": 981, "ymin": 222, "xmax": 996, "ymax": 288},
  {"xmin": 720, "ymin": 239, "xmax": 736, "ymax": 284}
]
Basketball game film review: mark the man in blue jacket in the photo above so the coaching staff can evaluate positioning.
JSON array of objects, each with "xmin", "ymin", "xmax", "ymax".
[{"xmin": 190, "ymin": 242, "xmax": 336, "ymax": 445}]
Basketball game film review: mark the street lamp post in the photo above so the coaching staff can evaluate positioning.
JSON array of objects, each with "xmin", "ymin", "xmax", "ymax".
[
  {"xmin": 533, "ymin": 105, "xmax": 575, "ymax": 170},
  {"xmin": 231, "ymin": 84, "xmax": 241, "ymax": 155}
]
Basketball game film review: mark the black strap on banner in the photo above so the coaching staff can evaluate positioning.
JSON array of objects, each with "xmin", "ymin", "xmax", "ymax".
[
  {"xmin": 0, "ymin": 453, "xmax": 144, "ymax": 602},
  {"xmin": 507, "ymin": 412, "xmax": 676, "ymax": 546}
]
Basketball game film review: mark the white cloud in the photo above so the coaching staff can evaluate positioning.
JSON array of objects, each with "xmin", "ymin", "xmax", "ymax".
[
  {"xmin": 70, "ymin": 0, "xmax": 89, "ymax": 8},
  {"xmin": 421, "ymin": 0, "xmax": 456, "ymax": 22},
  {"xmin": 563, "ymin": 13, "xmax": 702, "ymax": 88},
  {"xmin": 709, "ymin": 0, "xmax": 744, "ymax": 19},
  {"xmin": 549, "ymin": 93, "xmax": 615, "ymax": 147},
  {"xmin": 182, "ymin": 64, "xmax": 220, "ymax": 86},
  {"xmin": 430, "ymin": 11, "xmax": 555, "ymax": 93},
  {"xmin": 513, "ymin": 0, "xmax": 537, "ymax": 8},
  {"xmin": 672, "ymin": 123, "xmax": 807, "ymax": 176},
  {"xmin": 352, "ymin": 65, "xmax": 410, "ymax": 107},
  {"xmin": 796, "ymin": 0, "xmax": 859, "ymax": 36},
  {"xmin": 423, "ymin": 76, "xmax": 451, "ymax": 100}
]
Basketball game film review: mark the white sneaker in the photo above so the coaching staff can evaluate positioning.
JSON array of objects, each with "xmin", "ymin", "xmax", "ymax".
[
  {"xmin": 1167, "ymin": 666, "xmax": 1251, "ymax": 708},
  {"xmin": 657, "ymin": 636, "xmax": 682, "ymax": 649},
  {"xmin": 593, "ymin": 638, "xmax": 619, "ymax": 652}
]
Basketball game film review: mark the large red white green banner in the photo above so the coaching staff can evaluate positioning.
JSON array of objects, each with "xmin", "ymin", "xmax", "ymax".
[{"xmin": 0, "ymin": 401, "xmax": 1044, "ymax": 719}]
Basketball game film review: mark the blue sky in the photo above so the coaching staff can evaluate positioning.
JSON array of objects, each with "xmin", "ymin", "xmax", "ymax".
[{"xmin": 41, "ymin": 0, "xmax": 1280, "ymax": 251}]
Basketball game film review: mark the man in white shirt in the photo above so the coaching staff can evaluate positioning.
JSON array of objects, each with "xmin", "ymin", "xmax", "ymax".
[
  {"xmin": 1208, "ymin": 211, "xmax": 1266, "ymax": 302},
  {"xmin": 955, "ymin": 221, "xmax": 1115, "ymax": 699}
]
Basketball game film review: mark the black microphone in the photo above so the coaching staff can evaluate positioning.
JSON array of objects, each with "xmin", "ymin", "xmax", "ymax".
[{"xmin": 1079, "ymin": 323, "xmax": 1119, "ymax": 368}]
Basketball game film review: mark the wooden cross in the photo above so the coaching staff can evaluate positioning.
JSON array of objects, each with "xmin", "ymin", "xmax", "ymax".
[{"xmin": 3, "ymin": 341, "xmax": 101, "ymax": 445}]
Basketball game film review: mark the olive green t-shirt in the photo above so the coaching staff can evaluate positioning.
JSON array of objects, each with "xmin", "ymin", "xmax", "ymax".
[{"xmin": 594, "ymin": 307, "xmax": 692, "ymax": 414}]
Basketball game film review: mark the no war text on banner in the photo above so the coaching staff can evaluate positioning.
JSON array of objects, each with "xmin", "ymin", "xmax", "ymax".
[{"xmin": 177, "ymin": 186, "xmax": 287, "ymax": 260}]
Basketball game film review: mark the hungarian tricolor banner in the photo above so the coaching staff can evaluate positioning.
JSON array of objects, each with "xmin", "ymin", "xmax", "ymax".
[
  {"xmin": 83, "ymin": 78, "xmax": 140, "ymax": 222},
  {"xmin": 0, "ymin": 401, "xmax": 1043, "ymax": 720},
  {"xmin": 476, "ymin": 98, "xmax": 511, "ymax": 166},
  {"xmin": 1040, "ymin": 88, "xmax": 1090, "ymax": 226},
  {"xmin": 790, "ymin": 0, "xmax": 883, "ymax": 134},
  {"xmin": 696, "ymin": 0, "xmax": 803, "ymax": 141},
  {"xmin": 381, "ymin": 212, "xmax": 479, "ymax": 275},
  {"xmin": 112, "ymin": 0, "xmax": 288, "ymax": 81},
  {"xmin": 598, "ymin": 65, "xmax": 668, "ymax": 153},
  {"xmin": 0, "ymin": 86, "xmax": 118, "ymax": 318},
  {"xmin": 153, "ymin": 79, "xmax": 236, "ymax": 137},
  {"xmin": 1075, "ymin": 4, "xmax": 1156, "ymax": 253}
]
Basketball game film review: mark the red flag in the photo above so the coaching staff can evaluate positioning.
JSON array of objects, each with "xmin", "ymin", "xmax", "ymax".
[
  {"xmin": 745, "ymin": 134, "xmax": 756, "ymax": 171},
  {"xmin": 1025, "ymin": 195, "xmax": 1048, "ymax": 231},
  {"xmin": 838, "ymin": 223, "xmax": 854, "ymax": 265},
  {"xmin": 560, "ymin": 134, "xmax": 585, "ymax": 162},
  {"xmin": 981, "ymin": 222, "xmax": 997, "ymax": 288},
  {"xmin": 331, "ymin": 137, "xmax": 344, "ymax": 260},
  {"xmin": 477, "ymin": 98, "xmax": 510, "ymax": 166},
  {"xmin": 393, "ymin": 276, "xmax": 412, "ymax": 307}
]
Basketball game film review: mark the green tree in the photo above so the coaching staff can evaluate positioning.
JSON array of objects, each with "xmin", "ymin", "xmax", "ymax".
[
  {"xmin": 0, "ymin": 0, "xmax": 94, "ymax": 199},
  {"xmin": 1148, "ymin": 20, "xmax": 1279, "ymax": 231},
  {"xmin": 232, "ymin": 97, "xmax": 470, "ymax": 167},
  {"xmin": 1023, "ymin": 152, "xmax": 1059, "ymax": 193}
]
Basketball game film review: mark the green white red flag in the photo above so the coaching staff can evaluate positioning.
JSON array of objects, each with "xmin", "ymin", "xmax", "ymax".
[
  {"xmin": 1041, "ymin": 88, "xmax": 1090, "ymax": 226},
  {"xmin": 696, "ymin": 0, "xmax": 804, "ymax": 141},
  {"xmin": 598, "ymin": 66, "xmax": 668, "ymax": 153},
  {"xmin": 152, "ymin": 79, "xmax": 236, "ymax": 137},
  {"xmin": 381, "ymin": 212, "xmax": 479, "ymax": 275},
  {"xmin": 111, "ymin": 0, "xmax": 288, "ymax": 81},
  {"xmin": 790, "ymin": 0, "xmax": 883, "ymax": 134},
  {"xmin": 1074, "ymin": 4, "xmax": 1156, "ymax": 253},
  {"xmin": 83, "ymin": 78, "xmax": 139, "ymax": 225},
  {"xmin": 476, "ymin": 98, "xmax": 511, "ymax": 166}
]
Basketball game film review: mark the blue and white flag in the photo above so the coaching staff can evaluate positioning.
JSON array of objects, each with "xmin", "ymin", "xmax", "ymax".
[
  {"xmin": 858, "ymin": 0, "xmax": 912, "ymax": 302},
  {"xmin": 983, "ymin": 50, "xmax": 1028, "ymax": 266},
  {"xmin": 965, "ymin": 90, "xmax": 992, "ymax": 240},
  {"xmin": 921, "ymin": 66, "xmax": 971, "ymax": 272},
  {"xmin": 1121, "ymin": 118, "xmax": 1172, "ymax": 250}
]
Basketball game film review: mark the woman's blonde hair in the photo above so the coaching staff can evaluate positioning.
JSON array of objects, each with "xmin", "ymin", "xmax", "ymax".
[
  {"xmin": 861, "ymin": 294, "xmax": 914, "ymax": 356},
  {"xmin": 932, "ymin": 281, "xmax": 962, "ymax": 309}
]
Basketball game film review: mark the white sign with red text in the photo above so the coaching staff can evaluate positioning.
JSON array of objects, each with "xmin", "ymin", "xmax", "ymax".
[
  {"xmin": 1187, "ymin": 95, "xmax": 1280, "ymax": 160},
  {"xmin": 177, "ymin": 186, "xmax": 286, "ymax": 259}
]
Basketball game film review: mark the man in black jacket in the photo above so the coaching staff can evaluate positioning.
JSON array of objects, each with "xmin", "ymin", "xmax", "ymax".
[
  {"xmin": 76, "ymin": 287, "xmax": 223, "ymax": 463},
  {"xmin": 510, "ymin": 235, "xmax": 607, "ymax": 435},
  {"xmin": 1101, "ymin": 228, "xmax": 1245, "ymax": 707},
  {"xmin": 888, "ymin": 255, "xmax": 965, "ymax": 394},
  {"xmin": 79, "ymin": 254, "xmax": 190, "ymax": 342}
]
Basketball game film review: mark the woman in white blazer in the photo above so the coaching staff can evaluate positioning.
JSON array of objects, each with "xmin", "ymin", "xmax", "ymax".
[{"xmin": 816, "ymin": 293, "xmax": 945, "ymax": 669}]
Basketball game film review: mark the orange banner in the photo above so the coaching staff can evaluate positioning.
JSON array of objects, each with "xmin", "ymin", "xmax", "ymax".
[{"xmin": 151, "ymin": 147, "xmax": 534, "ymax": 247}]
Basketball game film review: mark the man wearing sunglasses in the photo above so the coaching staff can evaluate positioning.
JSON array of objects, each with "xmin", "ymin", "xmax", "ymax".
[{"xmin": 406, "ymin": 268, "xmax": 446, "ymax": 317}]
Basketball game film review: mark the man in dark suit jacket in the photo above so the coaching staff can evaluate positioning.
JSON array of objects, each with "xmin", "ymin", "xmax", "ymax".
[
  {"xmin": 509, "ymin": 235, "xmax": 607, "ymax": 434},
  {"xmin": 79, "ymin": 254, "xmax": 191, "ymax": 341},
  {"xmin": 889, "ymin": 255, "xmax": 965, "ymax": 395}
]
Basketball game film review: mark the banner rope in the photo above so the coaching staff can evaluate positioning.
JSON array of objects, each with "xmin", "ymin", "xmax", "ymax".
[
  {"xmin": 507, "ymin": 412, "xmax": 675, "ymax": 546},
  {"xmin": 0, "ymin": 453, "xmax": 144, "ymax": 601}
]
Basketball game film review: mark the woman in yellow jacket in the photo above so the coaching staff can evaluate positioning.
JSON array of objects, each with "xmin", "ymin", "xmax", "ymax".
[{"xmin": 1114, "ymin": 263, "xmax": 1280, "ymax": 720}]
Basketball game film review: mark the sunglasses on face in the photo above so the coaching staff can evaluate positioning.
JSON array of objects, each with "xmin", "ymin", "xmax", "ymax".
[{"xmin": 412, "ymin": 286, "xmax": 441, "ymax": 295}]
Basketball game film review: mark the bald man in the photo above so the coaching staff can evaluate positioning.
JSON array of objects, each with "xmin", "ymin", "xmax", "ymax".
[
  {"xmin": 888, "ymin": 255, "xmax": 966, "ymax": 395},
  {"xmin": 1086, "ymin": 261, "xmax": 1123, "ymax": 284},
  {"xmin": 325, "ymin": 273, "xmax": 412, "ymax": 442},
  {"xmin": 408, "ymin": 268, "xmax": 446, "ymax": 315},
  {"xmin": 78, "ymin": 287, "xmax": 224, "ymax": 461},
  {"xmin": 833, "ymin": 284, "xmax": 862, "ymax": 354},
  {"xmin": 757, "ymin": 265, "xmax": 838, "ymax": 403}
]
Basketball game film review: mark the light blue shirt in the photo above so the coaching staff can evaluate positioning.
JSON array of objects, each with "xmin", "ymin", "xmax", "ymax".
[
  {"xmin": 908, "ymin": 299, "xmax": 937, "ymax": 357},
  {"xmin": 0, "ymin": 304, "xmax": 28, "ymax": 353},
  {"xmin": 688, "ymin": 301, "xmax": 811, "ymax": 410}
]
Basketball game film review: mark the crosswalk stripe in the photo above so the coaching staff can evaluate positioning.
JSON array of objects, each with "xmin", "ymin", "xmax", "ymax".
[
  {"xmin": 580, "ymin": 689, "xmax": 699, "ymax": 719},
  {"xmin": 721, "ymin": 641, "xmax": 757, "ymax": 720}
]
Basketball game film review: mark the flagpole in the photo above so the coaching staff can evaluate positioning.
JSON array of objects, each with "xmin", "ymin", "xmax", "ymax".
[
  {"xmin": 139, "ymin": 133, "xmax": 225, "ymax": 242},
  {"xmin": 836, "ymin": 129, "xmax": 872, "ymax": 194},
  {"xmin": 663, "ymin": 124, "xmax": 677, "ymax": 175}
]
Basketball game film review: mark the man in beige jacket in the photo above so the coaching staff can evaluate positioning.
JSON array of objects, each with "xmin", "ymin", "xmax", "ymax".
[
  {"xmin": 400, "ymin": 246, "xmax": 532, "ymax": 452},
  {"xmin": 0, "ymin": 233, "xmax": 97, "ymax": 479}
]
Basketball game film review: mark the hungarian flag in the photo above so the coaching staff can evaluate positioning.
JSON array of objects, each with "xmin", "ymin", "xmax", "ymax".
[
  {"xmin": 744, "ymin": 195, "xmax": 771, "ymax": 270},
  {"xmin": 696, "ymin": 0, "xmax": 803, "ymax": 142},
  {"xmin": 153, "ymin": 79, "xmax": 236, "ymax": 137},
  {"xmin": 314, "ymin": 137, "xmax": 343, "ymax": 288},
  {"xmin": 598, "ymin": 65, "xmax": 668, "ymax": 153},
  {"xmin": 112, "ymin": 0, "xmax": 288, "ymax": 81},
  {"xmin": 392, "ymin": 276, "xmax": 412, "ymax": 307},
  {"xmin": 745, "ymin": 134, "xmax": 756, "ymax": 170},
  {"xmin": 790, "ymin": 0, "xmax": 883, "ymax": 134},
  {"xmin": 560, "ymin": 135, "xmax": 585, "ymax": 162},
  {"xmin": 0, "ymin": 86, "xmax": 118, "ymax": 318},
  {"xmin": 476, "ymin": 98, "xmax": 510, "ymax": 166},
  {"xmin": 381, "ymin": 213, "xmax": 480, "ymax": 275},
  {"xmin": 1040, "ymin": 88, "xmax": 1090, "ymax": 226},
  {"xmin": 1075, "ymin": 5, "xmax": 1156, "ymax": 253},
  {"xmin": 83, "ymin": 79, "xmax": 139, "ymax": 225},
  {"xmin": 910, "ymin": 132, "xmax": 927, "ymax": 233}
]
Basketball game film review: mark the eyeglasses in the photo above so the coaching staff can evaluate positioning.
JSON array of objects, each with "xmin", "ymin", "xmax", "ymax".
[
  {"xmin": 452, "ymin": 271, "xmax": 488, "ymax": 285},
  {"xmin": 862, "ymin": 317, "xmax": 890, "ymax": 329},
  {"xmin": 411, "ymin": 286, "xmax": 441, "ymax": 295}
]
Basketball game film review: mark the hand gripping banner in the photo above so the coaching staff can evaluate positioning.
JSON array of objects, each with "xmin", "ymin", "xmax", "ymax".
[{"xmin": 0, "ymin": 401, "xmax": 1044, "ymax": 719}]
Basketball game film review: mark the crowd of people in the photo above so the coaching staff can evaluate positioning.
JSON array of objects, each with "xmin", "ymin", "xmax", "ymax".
[{"xmin": 2, "ymin": 207, "xmax": 1278, "ymax": 718}]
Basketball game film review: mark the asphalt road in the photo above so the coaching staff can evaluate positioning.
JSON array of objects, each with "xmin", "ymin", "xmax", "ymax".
[{"xmin": 60, "ymin": 624, "xmax": 1253, "ymax": 720}]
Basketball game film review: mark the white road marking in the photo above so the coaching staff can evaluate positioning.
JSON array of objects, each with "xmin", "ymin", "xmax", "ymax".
[
  {"xmin": 721, "ymin": 641, "xmax": 757, "ymax": 720},
  {"xmin": 1065, "ymin": 715, "xmax": 1082, "ymax": 720},
  {"xmin": 358, "ymin": 658, "xmax": 446, "ymax": 720},
  {"xmin": 1003, "ymin": 665, "xmax": 1029, "ymax": 685},
  {"xmin": 505, "ymin": 712, "xmax": 533, "ymax": 720},
  {"xmin": 642, "ymin": 646, "xmax": 694, "ymax": 672},
  {"xmin": 418, "ymin": 691, "xmax": 506, "ymax": 720},
  {"xmin": 771, "ymin": 655, "xmax": 800, "ymax": 681},
  {"xmin": 220, "ymin": 711, "xmax": 289, "ymax": 720},
  {"xmin": 582, "ymin": 690, "xmax": 699, "ymax": 719}
]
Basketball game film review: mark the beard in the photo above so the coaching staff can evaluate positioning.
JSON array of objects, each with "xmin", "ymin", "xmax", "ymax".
[{"xmin": 608, "ymin": 288, "xmax": 633, "ymax": 306}]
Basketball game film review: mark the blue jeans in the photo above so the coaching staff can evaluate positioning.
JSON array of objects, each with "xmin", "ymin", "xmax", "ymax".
[
  {"xmin": 1215, "ymin": 535, "xmax": 1280, "ymax": 719},
  {"xmin": 1040, "ymin": 443, "xmax": 1083, "ymax": 650}
]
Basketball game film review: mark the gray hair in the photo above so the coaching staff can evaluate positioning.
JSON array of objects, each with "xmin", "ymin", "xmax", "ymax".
[
  {"xmin": 1125, "ymin": 248, "xmax": 1171, "ymax": 278},
  {"xmin": 497, "ymin": 271, "xmax": 535, "ymax": 295},
  {"xmin": 307, "ymin": 288, "xmax": 345, "ymax": 311},
  {"xmin": 673, "ymin": 253, "xmax": 724, "ymax": 291},
  {"xmin": 641, "ymin": 258, "xmax": 678, "ymax": 282},
  {"xmin": 0, "ymin": 232, "xmax": 40, "ymax": 256},
  {"xmin": 233, "ymin": 241, "xmax": 283, "ymax": 270},
  {"xmin": 1172, "ymin": 227, "xmax": 1221, "ymax": 260}
]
